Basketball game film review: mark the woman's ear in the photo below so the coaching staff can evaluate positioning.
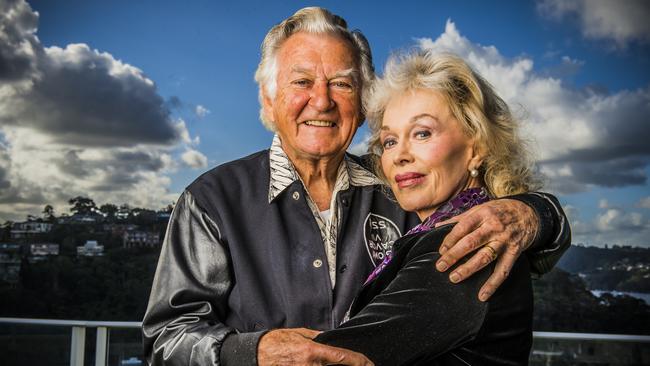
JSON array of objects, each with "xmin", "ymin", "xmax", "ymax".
[{"xmin": 468, "ymin": 141, "xmax": 485, "ymax": 171}]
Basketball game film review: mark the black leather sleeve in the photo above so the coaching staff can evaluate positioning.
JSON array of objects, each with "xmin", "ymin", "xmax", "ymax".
[
  {"xmin": 142, "ymin": 191, "xmax": 262, "ymax": 366},
  {"xmin": 507, "ymin": 191, "xmax": 571, "ymax": 276}
]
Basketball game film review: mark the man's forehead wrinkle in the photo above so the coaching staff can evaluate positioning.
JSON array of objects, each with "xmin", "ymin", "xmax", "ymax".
[{"xmin": 287, "ymin": 64, "xmax": 358, "ymax": 80}]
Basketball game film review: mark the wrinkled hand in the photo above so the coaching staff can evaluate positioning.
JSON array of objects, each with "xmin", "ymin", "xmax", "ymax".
[
  {"xmin": 258, "ymin": 328, "xmax": 374, "ymax": 366},
  {"xmin": 434, "ymin": 199, "xmax": 538, "ymax": 301}
]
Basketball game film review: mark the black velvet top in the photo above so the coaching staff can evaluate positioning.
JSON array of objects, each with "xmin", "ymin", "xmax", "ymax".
[{"xmin": 315, "ymin": 224, "xmax": 533, "ymax": 365}]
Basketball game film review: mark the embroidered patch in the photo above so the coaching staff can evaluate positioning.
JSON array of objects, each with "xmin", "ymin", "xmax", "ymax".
[{"xmin": 363, "ymin": 213, "xmax": 401, "ymax": 266}]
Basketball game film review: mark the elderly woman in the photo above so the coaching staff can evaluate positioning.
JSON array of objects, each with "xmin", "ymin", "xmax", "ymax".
[{"xmin": 314, "ymin": 51, "xmax": 537, "ymax": 365}]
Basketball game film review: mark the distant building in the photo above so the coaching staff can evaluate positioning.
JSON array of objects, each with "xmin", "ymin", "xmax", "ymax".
[
  {"xmin": 10, "ymin": 221, "xmax": 53, "ymax": 239},
  {"xmin": 116, "ymin": 207, "xmax": 131, "ymax": 220},
  {"xmin": 156, "ymin": 211, "xmax": 171, "ymax": 222},
  {"xmin": 77, "ymin": 240, "xmax": 104, "ymax": 256},
  {"xmin": 0, "ymin": 243, "xmax": 22, "ymax": 283},
  {"xmin": 30, "ymin": 243, "xmax": 59, "ymax": 256},
  {"xmin": 123, "ymin": 231, "xmax": 160, "ymax": 248},
  {"xmin": 69, "ymin": 214, "xmax": 99, "ymax": 224},
  {"xmin": 104, "ymin": 223, "xmax": 138, "ymax": 237}
]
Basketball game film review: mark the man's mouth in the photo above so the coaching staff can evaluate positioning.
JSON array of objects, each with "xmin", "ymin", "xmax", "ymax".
[
  {"xmin": 394, "ymin": 172, "xmax": 425, "ymax": 189},
  {"xmin": 303, "ymin": 120, "xmax": 336, "ymax": 127}
]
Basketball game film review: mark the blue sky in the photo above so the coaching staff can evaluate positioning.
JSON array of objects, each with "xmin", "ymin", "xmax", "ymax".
[{"xmin": 1, "ymin": 0, "xmax": 649, "ymax": 247}]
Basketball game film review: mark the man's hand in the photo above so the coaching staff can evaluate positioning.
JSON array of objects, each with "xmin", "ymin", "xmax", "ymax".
[
  {"xmin": 258, "ymin": 328, "xmax": 374, "ymax": 366},
  {"xmin": 434, "ymin": 199, "xmax": 538, "ymax": 302}
]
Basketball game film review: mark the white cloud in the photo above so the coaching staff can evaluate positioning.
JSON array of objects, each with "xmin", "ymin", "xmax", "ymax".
[
  {"xmin": 564, "ymin": 204, "xmax": 650, "ymax": 246},
  {"xmin": 417, "ymin": 20, "xmax": 650, "ymax": 194},
  {"xmin": 596, "ymin": 208, "xmax": 645, "ymax": 232},
  {"xmin": 181, "ymin": 149, "xmax": 208, "ymax": 169},
  {"xmin": 347, "ymin": 133, "xmax": 372, "ymax": 156},
  {"xmin": 0, "ymin": 0, "xmax": 200, "ymax": 221},
  {"xmin": 538, "ymin": 0, "xmax": 650, "ymax": 47},
  {"xmin": 637, "ymin": 196, "xmax": 650, "ymax": 209},
  {"xmin": 195, "ymin": 105, "xmax": 210, "ymax": 118}
]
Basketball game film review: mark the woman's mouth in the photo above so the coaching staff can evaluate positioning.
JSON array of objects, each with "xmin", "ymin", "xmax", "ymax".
[{"xmin": 394, "ymin": 172, "xmax": 425, "ymax": 189}]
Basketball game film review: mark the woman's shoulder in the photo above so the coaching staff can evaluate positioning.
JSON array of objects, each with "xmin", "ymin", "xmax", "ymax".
[{"xmin": 394, "ymin": 224, "xmax": 455, "ymax": 260}]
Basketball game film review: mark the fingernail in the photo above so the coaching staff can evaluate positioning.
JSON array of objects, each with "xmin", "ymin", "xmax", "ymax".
[
  {"xmin": 450, "ymin": 272, "xmax": 460, "ymax": 283},
  {"xmin": 436, "ymin": 260, "xmax": 448, "ymax": 271},
  {"xmin": 479, "ymin": 291, "xmax": 491, "ymax": 301},
  {"xmin": 439, "ymin": 246, "xmax": 447, "ymax": 254}
]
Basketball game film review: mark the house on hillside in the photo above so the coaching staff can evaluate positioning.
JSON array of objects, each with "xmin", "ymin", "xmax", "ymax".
[
  {"xmin": 123, "ymin": 230, "xmax": 160, "ymax": 248},
  {"xmin": 29, "ymin": 243, "xmax": 59, "ymax": 257},
  {"xmin": 10, "ymin": 221, "xmax": 53, "ymax": 239},
  {"xmin": 0, "ymin": 243, "xmax": 22, "ymax": 283},
  {"xmin": 77, "ymin": 240, "xmax": 104, "ymax": 256}
]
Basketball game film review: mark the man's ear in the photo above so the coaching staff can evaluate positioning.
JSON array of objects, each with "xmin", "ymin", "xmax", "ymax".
[{"xmin": 261, "ymin": 89, "xmax": 275, "ymax": 123}]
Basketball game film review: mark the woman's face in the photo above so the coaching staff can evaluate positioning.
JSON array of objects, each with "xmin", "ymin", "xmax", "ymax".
[{"xmin": 380, "ymin": 89, "xmax": 481, "ymax": 220}]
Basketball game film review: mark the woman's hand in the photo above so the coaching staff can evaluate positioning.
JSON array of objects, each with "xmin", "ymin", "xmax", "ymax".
[{"xmin": 433, "ymin": 199, "xmax": 538, "ymax": 301}]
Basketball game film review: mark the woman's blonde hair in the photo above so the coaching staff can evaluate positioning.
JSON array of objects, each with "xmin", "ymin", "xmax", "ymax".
[{"xmin": 366, "ymin": 50, "xmax": 540, "ymax": 197}]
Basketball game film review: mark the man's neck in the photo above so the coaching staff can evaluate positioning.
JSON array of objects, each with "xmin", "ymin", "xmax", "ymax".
[{"xmin": 289, "ymin": 153, "xmax": 345, "ymax": 211}]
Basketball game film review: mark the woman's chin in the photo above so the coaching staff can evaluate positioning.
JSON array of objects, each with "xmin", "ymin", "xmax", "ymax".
[{"xmin": 398, "ymin": 201, "xmax": 432, "ymax": 216}]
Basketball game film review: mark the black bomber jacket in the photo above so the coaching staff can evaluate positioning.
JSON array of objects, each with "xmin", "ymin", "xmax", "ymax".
[{"xmin": 141, "ymin": 149, "xmax": 570, "ymax": 366}]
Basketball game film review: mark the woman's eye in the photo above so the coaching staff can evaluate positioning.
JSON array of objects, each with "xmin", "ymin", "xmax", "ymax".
[
  {"xmin": 414, "ymin": 130, "xmax": 431, "ymax": 139},
  {"xmin": 382, "ymin": 138, "xmax": 396, "ymax": 149}
]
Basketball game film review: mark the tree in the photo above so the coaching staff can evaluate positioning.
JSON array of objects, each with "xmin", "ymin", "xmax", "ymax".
[
  {"xmin": 99, "ymin": 204, "xmax": 118, "ymax": 219},
  {"xmin": 68, "ymin": 196, "xmax": 97, "ymax": 215},
  {"xmin": 42, "ymin": 204, "xmax": 55, "ymax": 221}
]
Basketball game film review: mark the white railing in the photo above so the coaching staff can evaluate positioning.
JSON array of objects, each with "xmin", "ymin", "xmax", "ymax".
[
  {"xmin": 2, "ymin": 317, "xmax": 650, "ymax": 366},
  {"xmin": 0, "ymin": 317, "xmax": 141, "ymax": 366}
]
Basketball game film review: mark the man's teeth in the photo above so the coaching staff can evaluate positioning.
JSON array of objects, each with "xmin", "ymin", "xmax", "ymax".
[{"xmin": 304, "ymin": 120, "xmax": 334, "ymax": 127}]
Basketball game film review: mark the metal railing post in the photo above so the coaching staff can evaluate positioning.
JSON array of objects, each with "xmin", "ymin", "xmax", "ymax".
[
  {"xmin": 70, "ymin": 326, "xmax": 86, "ymax": 366},
  {"xmin": 95, "ymin": 326, "xmax": 109, "ymax": 366}
]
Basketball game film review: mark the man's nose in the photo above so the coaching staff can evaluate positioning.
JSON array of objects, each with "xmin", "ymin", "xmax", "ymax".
[{"xmin": 308, "ymin": 81, "xmax": 334, "ymax": 111}]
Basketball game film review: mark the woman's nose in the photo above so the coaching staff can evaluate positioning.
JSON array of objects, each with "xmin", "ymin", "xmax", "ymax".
[{"xmin": 393, "ymin": 141, "xmax": 413, "ymax": 165}]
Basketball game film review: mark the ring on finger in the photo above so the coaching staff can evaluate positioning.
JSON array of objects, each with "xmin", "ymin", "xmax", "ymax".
[{"xmin": 484, "ymin": 244, "xmax": 497, "ymax": 261}]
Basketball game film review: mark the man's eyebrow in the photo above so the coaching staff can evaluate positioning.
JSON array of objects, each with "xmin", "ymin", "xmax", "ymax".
[
  {"xmin": 289, "ymin": 66, "xmax": 358, "ymax": 79},
  {"xmin": 290, "ymin": 66, "xmax": 313, "ymax": 75},
  {"xmin": 331, "ymin": 68, "xmax": 357, "ymax": 79}
]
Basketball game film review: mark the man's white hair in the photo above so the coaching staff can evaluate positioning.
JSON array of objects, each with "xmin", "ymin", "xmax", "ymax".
[{"xmin": 254, "ymin": 7, "xmax": 375, "ymax": 131}]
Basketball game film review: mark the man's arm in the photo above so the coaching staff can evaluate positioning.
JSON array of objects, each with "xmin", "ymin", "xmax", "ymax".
[
  {"xmin": 142, "ymin": 191, "xmax": 262, "ymax": 366},
  {"xmin": 143, "ymin": 191, "xmax": 371, "ymax": 366},
  {"xmin": 432, "ymin": 192, "xmax": 570, "ymax": 301}
]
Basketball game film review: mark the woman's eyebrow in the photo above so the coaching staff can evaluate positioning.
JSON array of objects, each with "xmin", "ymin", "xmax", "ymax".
[{"xmin": 410, "ymin": 113, "xmax": 438, "ymax": 124}]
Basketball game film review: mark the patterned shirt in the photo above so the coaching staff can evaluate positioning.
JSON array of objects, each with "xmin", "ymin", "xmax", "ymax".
[{"xmin": 268, "ymin": 135, "xmax": 383, "ymax": 288}]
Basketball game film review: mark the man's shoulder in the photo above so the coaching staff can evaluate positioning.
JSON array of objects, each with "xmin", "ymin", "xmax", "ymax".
[
  {"xmin": 346, "ymin": 152, "xmax": 375, "ymax": 172},
  {"xmin": 187, "ymin": 149, "xmax": 269, "ymax": 192}
]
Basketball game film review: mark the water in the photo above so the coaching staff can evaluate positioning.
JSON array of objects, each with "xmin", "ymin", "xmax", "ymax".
[{"xmin": 591, "ymin": 290, "xmax": 650, "ymax": 305}]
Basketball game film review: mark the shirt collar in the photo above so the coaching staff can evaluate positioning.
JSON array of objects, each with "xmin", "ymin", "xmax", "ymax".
[{"xmin": 268, "ymin": 134, "xmax": 382, "ymax": 203}]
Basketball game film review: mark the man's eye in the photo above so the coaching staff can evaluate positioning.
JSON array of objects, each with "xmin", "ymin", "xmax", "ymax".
[
  {"xmin": 331, "ymin": 81, "xmax": 352, "ymax": 89},
  {"xmin": 293, "ymin": 80, "xmax": 311, "ymax": 87}
]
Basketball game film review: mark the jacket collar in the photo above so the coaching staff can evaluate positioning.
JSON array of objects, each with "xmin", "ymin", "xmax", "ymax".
[{"xmin": 268, "ymin": 134, "xmax": 382, "ymax": 203}]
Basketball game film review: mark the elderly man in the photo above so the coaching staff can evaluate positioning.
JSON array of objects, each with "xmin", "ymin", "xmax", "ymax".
[{"xmin": 143, "ymin": 7, "xmax": 569, "ymax": 366}]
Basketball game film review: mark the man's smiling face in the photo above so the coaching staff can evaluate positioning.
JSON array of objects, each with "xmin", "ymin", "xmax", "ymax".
[{"xmin": 263, "ymin": 32, "xmax": 362, "ymax": 162}]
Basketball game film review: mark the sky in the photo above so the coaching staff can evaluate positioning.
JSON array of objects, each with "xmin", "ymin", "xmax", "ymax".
[{"xmin": 0, "ymin": 0, "xmax": 649, "ymax": 247}]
